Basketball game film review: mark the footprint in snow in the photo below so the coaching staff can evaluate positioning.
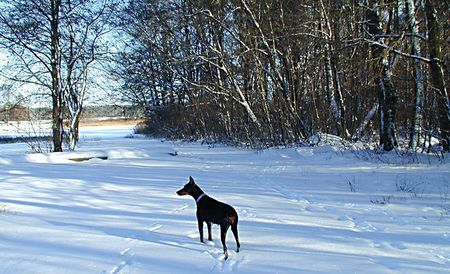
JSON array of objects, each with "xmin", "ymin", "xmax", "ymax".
[
  {"xmin": 110, "ymin": 248, "xmax": 135, "ymax": 274},
  {"xmin": 390, "ymin": 216, "xmax": 409, "ymax": 225},
  {"xmin": 310, "ymin": 204, "xmax": 328, "ymax": 212},
  {"xmin": 204, "ymin": 248, "xmax": 226, "ymax": 261},
  {"xmin": 371, "ymin": 241, "xmax": 384, "ymax": 249},
  {"xmin": 379, "ymin": 258, "xmax": 400, "ymax": 271},
  {"xmin": 208, "ymin": 250, "xmax": 246, "ymax": 272},
  {"xmin": 205, "ymin": 248, "xmax": 238, "ymax": 262},
  {"xmin": 221, "ymin": 254, "xmax": 247, "ymax": 272},
  {"xmin": 435, "ymin": 254, "xmax": 449, "ymax": 265},
  {"xmin": 148, "ymin": 223, "xmax": 162, "ymax": 232},
  {"xmin": 347, "ymin": 216, "xmax": 377, "ymax": 232},
  {"xmin": 187, "ymin": 232, "xmax": 198, "ymax": 239},
  {"xmin": 230, "ymin": 255, "xmax": 247, "ymax": 272},
  {"xmin": 272, "ymin": 186, "xmax": 313, "ymax": 210},
  {"xmin": 337, "ymin": 216, "xmax": 356, "ymax": 228},
  {"xmin": 239, "ymin": 208, "xmax": 257, "ymax": 218},
  {"xmin": 169, "ymin": 204, "xmax": 188, "ymax": 214},
  {"xmin": 389, "ymin": 242, "xmax": 407, "ymax": 250},
  {"xmin": 271, "ymin": 187, "xmax": 300, "ymax": 202}
]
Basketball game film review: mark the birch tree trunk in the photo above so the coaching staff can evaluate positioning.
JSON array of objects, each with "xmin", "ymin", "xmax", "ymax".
[
  {"xmin": 405, "ymin": 0, "xmax": 425, "ymax": 150},
  {"xmin": 366, "ymin": 2, "xmax": 398, "ymax": 151},
  {"xmin": 319, "ymin": 0, "xmax": 345, "ymax": 137},
  {"xmin": 66, "ymin": 64, "xmax": 87, "ymax": 150},
  {"xmin": 355, "ymin": 102, "xmax": 379, "ymax": 139},
  {"xmin": 425, "ymin": 0, "xmax": 450, "ymax": 151}
]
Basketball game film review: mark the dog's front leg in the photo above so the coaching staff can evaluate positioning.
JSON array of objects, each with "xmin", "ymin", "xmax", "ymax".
[
  {"xmin": 207, "ymin": 222, "xmax": 212, "ymax": 241},
  {"xmin": 197, "ymin": 219, "xmax": 204, "ymax": 242}
]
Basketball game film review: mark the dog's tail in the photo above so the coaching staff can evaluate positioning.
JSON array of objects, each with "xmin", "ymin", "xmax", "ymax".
[{"xmin": 228, "ymin": 214, "xmax": 238, "ymax": 225}]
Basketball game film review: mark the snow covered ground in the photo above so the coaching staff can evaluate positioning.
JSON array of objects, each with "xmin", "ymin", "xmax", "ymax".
[{"xmin": 0, "ymin": 125, "xmax": 449, "ymax": 273}]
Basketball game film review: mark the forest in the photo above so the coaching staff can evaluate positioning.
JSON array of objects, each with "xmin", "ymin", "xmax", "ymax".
[
  {"xmin": 1, "ymin": 0, "xmax": 449, "ymax": 152},
  {"xmin": 1, "ymin": 2, "xmax": 450, "ymax": 272}
]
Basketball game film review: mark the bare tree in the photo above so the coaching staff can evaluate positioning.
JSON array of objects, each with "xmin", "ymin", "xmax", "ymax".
[
  {"xmin": 0, "ymin": 0, "xmax": 117, "ymax": 151},
  {"xmin": 319, "ymin": 0, "xmax": 346, "ymax": 137},
  {"xmin": 62, "ymin": 0, "xmax": 116, "ymax": 150},
  {"xmin": 425, "ymin": 0, "xmax": 450, "ymax": 151},
  {"xmin": 0, "ymin": 0, "xmax": 65, "ymax": 151}
]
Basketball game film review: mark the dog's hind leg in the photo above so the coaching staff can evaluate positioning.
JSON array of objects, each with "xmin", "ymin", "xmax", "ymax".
[
  {"xmin": 220, "ymin": 223, "xmax": 230, "ymax": 260},
  {"xmin": 231, "ymin": 221, "xmax": 240, "ymax": 252},
  {"xmin": 207, "ymin": 222, "xmax": 212, "ymax": 241}
]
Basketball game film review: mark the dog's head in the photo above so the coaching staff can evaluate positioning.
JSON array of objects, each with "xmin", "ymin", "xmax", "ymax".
[{"xmin": 176, "ymin": 176, "xmax": 197, "ymax": 196}]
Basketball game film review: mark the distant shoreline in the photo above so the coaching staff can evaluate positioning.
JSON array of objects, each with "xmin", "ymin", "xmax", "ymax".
[
  {"xmin": 77, "ymin": 118, "xmax": 143, "ymax": 127},
  {"xmin": 0, "ymin": 136, "xmax": 52, "ymax": 144},
  {"xmin": 0, "ymin": 118, "xmax": 142, "ymax": 143}
]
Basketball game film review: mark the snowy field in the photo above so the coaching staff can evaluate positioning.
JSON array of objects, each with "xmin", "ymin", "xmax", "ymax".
[
  {"xmin": 0, "ymin": 125, "xmax": 449, "ymax": 273},
  {"xmin": 0, "ymin": 120, "xmax": 53, "ymax": 139}
]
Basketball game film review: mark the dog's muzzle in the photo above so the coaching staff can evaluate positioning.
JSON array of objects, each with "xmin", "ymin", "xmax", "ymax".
[{"xmin": 176, "ymin": 189, "xmax": 188, "ymax": 196}]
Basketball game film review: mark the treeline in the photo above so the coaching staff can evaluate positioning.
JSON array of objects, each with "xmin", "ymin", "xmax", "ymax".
[
  {"xmin": 116, "ymin": 0, "xmax": 449, "ymax": 151},
  {"xmin": 0, "ymin": 104, "xmax": 141, "ymax": 122}
]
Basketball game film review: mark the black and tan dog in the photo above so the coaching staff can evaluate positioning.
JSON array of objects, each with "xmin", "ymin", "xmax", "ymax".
[{"xmin": 176, "ymin": 176, "xmax": 240, "ymax": 260}]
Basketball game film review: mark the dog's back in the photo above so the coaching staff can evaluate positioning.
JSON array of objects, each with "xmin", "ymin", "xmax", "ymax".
[{"xmin": 196, "ymin": 195, "xmax": 238, "ymax": 225}]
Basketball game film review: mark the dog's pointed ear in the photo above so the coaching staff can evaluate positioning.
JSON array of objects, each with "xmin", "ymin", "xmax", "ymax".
[{"xmin": 189, "ymin": 176, "xmax": 195, "ymax": 184}]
